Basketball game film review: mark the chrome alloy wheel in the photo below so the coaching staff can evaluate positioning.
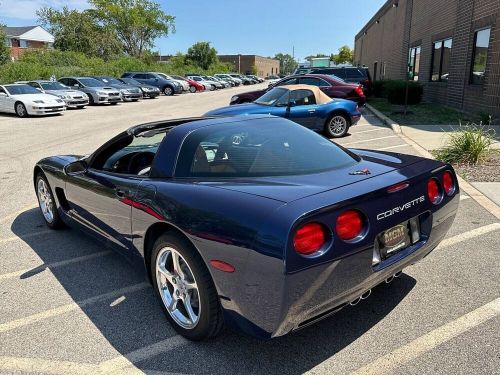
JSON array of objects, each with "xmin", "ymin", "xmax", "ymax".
[
  {"xmin": 37, "ymin": 178, "xmax": 54, "ymax": 223},
  {"xmin": 328, "ymin": 115, "xmax": 348, "ymax": 137},
  {"xmin": 156, "ymin": 247, "xmax": 200, "ymax": 329},
  {"xmin": 16, "ymin": 103, "xmax": 27, "ymax": 117}
]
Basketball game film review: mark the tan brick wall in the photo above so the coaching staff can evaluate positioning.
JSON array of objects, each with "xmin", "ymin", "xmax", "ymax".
[
  {"xmin": 218, "ymin": 55, "xmax": 280, "ymax": 77},
  {"xmin": 354, "ymin": 0, "xmax": 500, "ymax": 117}
]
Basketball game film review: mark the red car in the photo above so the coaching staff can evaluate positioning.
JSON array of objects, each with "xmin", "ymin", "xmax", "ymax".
[
  {"xmin": 172, "ymin": 75, "xmax": 205, "ymax": 93},
  {"xmin": 230, "ymin": 74, "xmax": 366, "ymax": 105}
]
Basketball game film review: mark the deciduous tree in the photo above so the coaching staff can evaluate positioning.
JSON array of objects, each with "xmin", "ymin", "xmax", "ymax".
[
  {"xmin": 274, "ymin": 53, "xmax": 297, "ymax": 75},
  {"xmin": 185, "ymin": 42, "xmax": 217, "ymax": 70},
  {"xmin": 0, "ymin": 26, "xmax": 10, "ymax": 64}
]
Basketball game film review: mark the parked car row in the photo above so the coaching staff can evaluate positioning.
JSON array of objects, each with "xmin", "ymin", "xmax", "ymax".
[{"xmin": 0, "ymin": 72, "xmax": 266, "ymax": 118}]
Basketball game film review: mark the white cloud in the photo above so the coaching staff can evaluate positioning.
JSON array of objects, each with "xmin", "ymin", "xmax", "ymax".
[{"xmin": 0, "ymin": 0, "xmax": 89, "ymax": 22}]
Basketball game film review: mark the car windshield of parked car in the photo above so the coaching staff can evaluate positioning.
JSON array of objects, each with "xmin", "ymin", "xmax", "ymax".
[
  {"xmin": 328, "ymin": 74, "xmax": 346, "ymax": 83},
  {"xmin": 99, "ymin": 77, "xmax": 122, "ymax": 85},
  {"xmin": 4, "ymin": 85, "xmax": 41, "ymax": 95},
  {"xmin": 254, "ymin": 88, "xmax": 289, "ymax": 106},
  {"xmin": 120, "ymin": 78, "xmax": 141, "ymax": 85},
  {"xmin": 176, "ymin": 119, "xmax": 359, "ymax": 178},
  {"xmin": 40, "ymin": 82, "xmax": 68, "ymax": 91},
  {"xmin": 79, "ymin": 78, "xmax": 106, "ymax": 87}
]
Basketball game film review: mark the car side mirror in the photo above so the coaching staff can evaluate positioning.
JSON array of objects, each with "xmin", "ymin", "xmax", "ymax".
[
  {"xmin": 73, "ymin": 84, "xmax": 80, "ymax": 88},
  {"xmin": 0, "ymin": 92, "xmax": 7, "ymax": 97},
  {"xmin": 154, "ymin": 78, "xmax": 159, "ymax": 82},
  {"xmin": 64, "ymin": 160, "xmax": 88, "ymax": 175}
]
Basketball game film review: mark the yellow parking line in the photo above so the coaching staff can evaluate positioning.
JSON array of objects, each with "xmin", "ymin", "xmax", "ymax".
[
  {"xmin": 348, "ymin": 296, "xmax": 500, "ymax": 375},
  {"xmin": 0, "ymin": 282, "xmax": 149, "ymax": 333},
  {"xmin": 0, "ymin": 230, "xmax": 53, "ymax": 244},
  {"xmin": 437, "ymin": 223, "xmax": 500, "ymax": 249},
  {"xmin": 0, "ymin": 250, "xmax": 112, "ymax": 281},
  {"xmin": 0, "ymin": 204, "xmax": 38, "ymax": 225}
]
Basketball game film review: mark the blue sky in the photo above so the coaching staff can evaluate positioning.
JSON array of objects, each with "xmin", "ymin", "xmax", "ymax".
[{"xmin": 0, "ymin": 0, "xmax": 385, "ymax": 61}]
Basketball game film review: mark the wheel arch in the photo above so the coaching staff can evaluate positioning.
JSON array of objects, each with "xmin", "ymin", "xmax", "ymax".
[
  {"xmin": 33, "ymin": 165, "xmax": 44, "ymax": 187},
  {"xmin": 324, "ymin": 109, "xmax": 352, "ymax": 128}
]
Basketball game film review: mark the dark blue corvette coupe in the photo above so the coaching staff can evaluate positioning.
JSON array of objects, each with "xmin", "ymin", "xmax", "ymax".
[
  {"xmin": 205, "ymin": 85, "xmax": 361, "ymax": 138},
  {"xmin": 34, "ymin": 115, "xmax": 459, "ymax": 340}
]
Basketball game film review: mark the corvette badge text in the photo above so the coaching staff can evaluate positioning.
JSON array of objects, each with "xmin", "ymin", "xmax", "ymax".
[{"xmin": 377, "ymin": 196, "xmax": 425, "ymax": 220}]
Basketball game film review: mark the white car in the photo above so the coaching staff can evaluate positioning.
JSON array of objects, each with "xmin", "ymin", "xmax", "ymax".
[
  {"xmin": 186, "ymin": 76, "xmax": 217, "ymax": 91},
  {"xmin": 154, "ymin": 72, "xmax": 190, "ymax": 92},
  {"xmin": 26, "ymin": 80, "xmax": 89, "ymax": 109},
  {"xmin": 0, "ymin": 84, "xmax": 66, "ymax": 117}
]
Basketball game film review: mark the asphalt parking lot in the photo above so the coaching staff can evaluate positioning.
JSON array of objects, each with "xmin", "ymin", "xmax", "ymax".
[{"xmin": 0, "ymin": 85, "xmax": 499, "ymax": 375}]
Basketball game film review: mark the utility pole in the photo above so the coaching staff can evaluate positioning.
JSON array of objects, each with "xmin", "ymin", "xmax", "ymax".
[{"xmin": 404, "ymin": 0, "xmax": 414, "ymax": 116}]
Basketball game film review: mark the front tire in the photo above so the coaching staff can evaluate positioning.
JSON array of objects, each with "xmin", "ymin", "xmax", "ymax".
[
  {"xmin": 87, "ymin": 94, "xmax": 95, "ymax": 105},
  {"xmin": 36, "ymin": 172, "xmax": 64, "ymax": 229},
  {"xmin": 151, "ymin": 233, "xmax": 224, "ymax": 340},
  {"xmin": 163, "ymin": 86, "xmax": 174, "ymax": 96},
  {"xmin": 15, "ymin": 102, "xmax": 28, "ymax": 117},
  {"xmin": 189, "ymin": 85, "xmax": 197, "ymax": 93},
  {"xmin": 324, "ymin": 113, "xmax": 350, "ymax": 138}
]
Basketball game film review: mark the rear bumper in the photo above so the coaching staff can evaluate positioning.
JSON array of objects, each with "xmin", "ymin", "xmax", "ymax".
[{"xmin": 221, "ymin": 194, "xmax": 459, "ymax": 339}]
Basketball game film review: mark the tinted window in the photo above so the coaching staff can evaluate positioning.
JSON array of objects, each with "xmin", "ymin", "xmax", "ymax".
[
  {"xmin": 79, "ymin": 78, "xmax": 106, "ymax": 87},
  {"xmin": 471, "ymin": 28, "xmax": 491, "ymax": 84},
  {"xmin": 299, "ymin": 77, "xmax": 321, "ymax": 86},
  {"xmin": 98, "ymin": 77, "xmax": 121, "ymax": 85},
  {"xmin": 176, "ymin": 119, "xmax": 358, "ymax": 177},
  {"xmin": 344, "ymin": 69, "xmax": 366, "ymax": 79},
  {"xmin": 40, "ymin": 82, "xmax": 67, "ymax": 90},
  {"xmin": 318, "ymin": 79, "xmax": 331, "ymax": 87},
  {"xmin": 276, "ymin": 78, "xmax": 297, "ymax": 86},
  {"xmin": 254, "ymin": 88, "xmax": 288, "ymax": 106},
  {"xmin": 4, "ymin": 85, "xmax": 41, "ymax": 95},
  {"xmin": 431, "ymin": 38, "xmax": 452, "ymax": 81},
  {"xmin": 290, "ymin": 89, "xmax": 316, "ymax": 105},
  {"xmin": 133, "ymin": 74, "xmax": 149, "ymax": 79}
]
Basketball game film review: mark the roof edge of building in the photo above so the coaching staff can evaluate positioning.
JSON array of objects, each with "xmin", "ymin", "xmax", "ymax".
[{"xmin": 354, "ymin": 0, "xmax": 396, "ymax": 40}]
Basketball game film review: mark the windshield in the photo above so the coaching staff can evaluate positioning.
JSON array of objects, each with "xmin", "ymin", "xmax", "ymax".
[
  {"xmin": 254, "ymin": 88, "xmax": 288, "ymax": 106},
  {"xmin": 120, "ymin": 78, "xmax": 141, "ymax": 85},
  {"xmin": 4, "ymin": 85, "xmax": 41, "ymax": 95},
  {"xmin": 79, "ymin": 78, "xmax": 106, "ymax": 87},
  {"xmin": 98, "ymin": 77, "xmax": 122, "ymax": 85},
  {"xmin": 40, "ymin": 82, "xmax": 68, "ymax": 90},
  {"xmin": 176, "ymin": 118, "xmax": 359, "ymax": 178}
]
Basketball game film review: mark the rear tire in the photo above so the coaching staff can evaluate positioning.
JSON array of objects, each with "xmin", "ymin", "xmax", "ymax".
[
  {"xmin": 15, "ymin": 102, "xmax": 28, "ymax": 117},
  {"xmin": 35, "ymin": 172, "xmax": 64, "ymax": 229},
  {"xmin": 163, "ymin": 86, "xmax": 174, "ymax": 96},
  {"xmin": 324, "ymin": 113, "xmax": 350, "ymax": 138},
  {"xmin": 87, "ymin": 94, "xmax": 95, "ymax": 105},
  {"xmin": 151, "ymin": 233, "xmax": 224, "ymax": 340},
  {"xmin": 189, "ymin": 85, "xmax": 197, "ymax": 93},
  {"xmin": 110, "ymin": 102, "xmax": 118, "ymax": 105}
]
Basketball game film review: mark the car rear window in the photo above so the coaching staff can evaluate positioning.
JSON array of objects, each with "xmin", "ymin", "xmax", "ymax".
[{"xmin": 175, "ymin": 119, "xmax": 359, "ymax": 178}]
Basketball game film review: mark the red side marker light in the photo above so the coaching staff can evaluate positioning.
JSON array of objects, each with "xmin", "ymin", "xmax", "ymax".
[{"xmin": 210, "ymin": 260, "xmax": 235, "ymax": 273}]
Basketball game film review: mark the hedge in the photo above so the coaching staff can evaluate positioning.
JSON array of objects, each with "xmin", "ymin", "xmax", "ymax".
[
  {"xmin": 0, "ymin": 49, "xmax": 233, "ymax": 84},
  {"xmin": 372, "ymin": 79, "xmax": 423, "ymax": 105}
]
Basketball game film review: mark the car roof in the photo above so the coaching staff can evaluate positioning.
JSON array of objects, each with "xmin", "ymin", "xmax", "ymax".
[{"xmin": 270, "ymin": 84, "xmax": 333, "ymax": 104}]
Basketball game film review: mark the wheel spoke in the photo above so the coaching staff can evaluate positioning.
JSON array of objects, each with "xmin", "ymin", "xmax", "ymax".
[
  {"xmin": 183, "ymin": 294, "xmax": 198, "ymax": 323},
  {"xmin": 184, "ymin": 281, "xmax": 197, "ymax": 291},
  {"xmin": 158, "ymin": 264, "xmax": 175, "ymax": 285},
  {"xmin": 172, "ymin": 252, "xmax": 185, "ymax": 278},
  {"xmin": 167, "ymin": 297, "xmax": 178, "ymax": 312}
]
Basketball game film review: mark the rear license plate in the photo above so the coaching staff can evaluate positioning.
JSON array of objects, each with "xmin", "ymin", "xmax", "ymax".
[{"xmin": 379, "ymin": 222, "xmax": 412, "ymax": 259}]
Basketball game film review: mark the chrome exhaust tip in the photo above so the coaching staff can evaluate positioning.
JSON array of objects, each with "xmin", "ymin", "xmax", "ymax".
[
  {"xmin": 360, "ymin": 289, "xmax": 372, "ymax": 300},
  {"xmin": 350, "ymin": 297, "xmax": 361, "ymax": 306},
  {"xmin": 385, "ymin": 275, "xmax": 395, "ymax": 284},
  {"xmin": 394, "ymin": 271, "xmax": 403, "ymax": 278}
]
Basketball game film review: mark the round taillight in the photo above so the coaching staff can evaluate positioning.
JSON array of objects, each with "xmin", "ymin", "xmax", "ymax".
[
  {"xmin": 293, "ymin": 222, "xmax": 326, "ymax": 255},
  {"xmin": 336, "ymin": 210, "xmax": 364, "ymax": 241},
  {"xmin": 427, "ymin": 178, "xmax": 441, "ymax": 204},
  {"xmin": 443, "ymin": 171, "xmax": 454, "ymax": 195}
]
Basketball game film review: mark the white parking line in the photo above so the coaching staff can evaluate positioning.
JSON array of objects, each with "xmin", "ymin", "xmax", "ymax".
[
  {"xmin": 0, "ymin": 282, "xmax": 149, "ymax": 333},
  {"xmin": 341, "ymin": 136, "xmax": 398, "ymax": 146},
  {"xmin": 348, "ymin": 296, "xmax": 500, "ymax": 375},
  {"xmin": 437, "ymin": 223, "xmax": 500, "ymax": 249},
  {"xmin": 460, "ymin": 195, "xmax": 470, "ymax": 201},
  {"xmin": 351, "ymin": 128, "xmax": 389, "ymax": 135},
  {"xmin": 0, "ymin": 251, "xmax": 112, "ymax": 281},
  {"xmin": 0, "ymin": 230, "xmax": 53, "ymax": 245},
  {"xmin": 377, "ymin": 144, "xmax": 410, "ymax": 151},
  {"xmin": 0, "ymin": 356, "xmax": 98, "ymax": 375}
]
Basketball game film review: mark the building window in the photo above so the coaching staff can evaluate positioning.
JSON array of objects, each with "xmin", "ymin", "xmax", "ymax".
[
  {"xmin": 431, "ymin": 38, "xmax": 452, "ymax": 82},
  {"xmin": 470, "ymin": 27, "xmax": 491, "ymax": 85},
  {"xmin": 19, "ymin": 39, "xmax": 28, "ymax": 48},
  {"xmin": 408, "ymin": 46, "xmax": 421, "ymax": 81}
]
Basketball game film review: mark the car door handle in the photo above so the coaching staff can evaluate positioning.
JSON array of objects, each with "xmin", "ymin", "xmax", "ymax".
[
  {"xmin": 308, "ymin": 109, "xmax": 316, "ymax": 113},
  {"xmin": 115, "ymin": 189, "xmax": 127, "ymax": 198}
]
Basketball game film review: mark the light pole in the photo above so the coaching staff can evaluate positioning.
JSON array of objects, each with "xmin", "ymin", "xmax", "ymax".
[{"xmin": 404, "ymin": 0, "xmax": 414, "ymax": 116}]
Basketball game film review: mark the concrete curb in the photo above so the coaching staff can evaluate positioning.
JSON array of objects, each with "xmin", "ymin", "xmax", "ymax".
[{"xmin": 365, "ymin": 105, "xmax": 500, "ymax": 221}]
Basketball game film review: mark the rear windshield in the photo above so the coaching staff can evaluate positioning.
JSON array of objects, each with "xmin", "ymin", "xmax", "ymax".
[{"xmin": 175, "ymin": 119, "xmax": 359, "ymax": 178}]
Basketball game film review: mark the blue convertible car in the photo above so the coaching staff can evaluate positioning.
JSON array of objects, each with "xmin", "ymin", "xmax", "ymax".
[
  {"xmin": 34, "ymin": 115, "xmax": 459, "ymax": 340},
  {"xmin": 205, "ymin": 85, "xmax": 361, "ymax": 138}
]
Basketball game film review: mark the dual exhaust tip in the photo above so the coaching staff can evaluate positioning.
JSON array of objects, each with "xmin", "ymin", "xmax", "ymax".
[{"xmin": 350, "ymin": 271, "xmax": 403, "ymax": 306}]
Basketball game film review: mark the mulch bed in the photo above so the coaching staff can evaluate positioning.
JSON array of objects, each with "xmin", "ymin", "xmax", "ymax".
[{"xmin": 453, "ymin": 152, "xmax": 500, "ymax": 182}]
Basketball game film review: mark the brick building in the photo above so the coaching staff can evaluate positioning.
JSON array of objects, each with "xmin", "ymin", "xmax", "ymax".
[
  {"xmin": 2, "ymin": 26, "xmax": 55, "ymax": 60},
  {"xmin": 217, "ymin": 55, "xmax": 280, "ymax": 77},
  {"xmin": 354, "ymin": 0, "xmax": 499, "ymax": 117}
]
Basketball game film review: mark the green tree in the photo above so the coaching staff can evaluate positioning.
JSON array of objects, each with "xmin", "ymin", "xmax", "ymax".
[
  {"xmin": 89, "ymin": 0, "xmax": 175, "ymax": 58},
  {"xmin": 0, "ymin": 26, "xmax": 10, "ymax": 65},
  {"xmin": 274, "ymin": 53, "xmax": 297, "ymax": 75},
  {"xmin": 185, "ymin": 42, "xmax": 217, "ymax": 70},
  {"xmin": 334, "ymin": 45, "xmax": 353, "ymax": 64},
  {"xmin": 37, "ymin": 7, "xmax": 122, "ymax": 59}
]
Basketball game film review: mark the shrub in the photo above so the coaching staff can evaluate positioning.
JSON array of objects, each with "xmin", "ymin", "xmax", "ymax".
[
  {"xmin": 371, "ymin": 80, "xmax": 423, "ymax": 105},
  {"xmin": 434, "ymin": 123, "xmax": 495, "ymax": 165}
]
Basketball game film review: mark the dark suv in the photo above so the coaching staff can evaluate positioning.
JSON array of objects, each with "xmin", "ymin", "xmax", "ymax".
[
  {"xmin": 121, "ymin": 72, "xmax": 182, "ymax": 96},
  {"xmin": 310, "ymin": 66, "xmax": 372, "ymax": 94},
  {"xmin": 229, "ymin": 74, "xmax": 366, "ymax": 105}
]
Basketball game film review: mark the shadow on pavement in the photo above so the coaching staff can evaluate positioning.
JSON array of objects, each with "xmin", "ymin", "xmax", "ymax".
[{"xmin": 11, "ymin": 208, "xmax": 416, "ymax": 374}]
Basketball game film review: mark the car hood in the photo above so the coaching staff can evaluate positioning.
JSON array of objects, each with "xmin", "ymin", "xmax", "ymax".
[
  {"xmin": 47, "ymin": 90, "xmax": 85, "ymax": 96},
  {"xmin": 205, "ymin": 103, "xmax": 268, "ymax": 116},
  {"xmin": 87, "ymin": 86, "xmax": 118, "ymax": 92},
  {"xmin": 11, "ymin": 93, "xmax": 64, "ymax": 103},
  {"xmin": 202, "ymin": 150, "xmax": 425, "ymax": 203}
]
